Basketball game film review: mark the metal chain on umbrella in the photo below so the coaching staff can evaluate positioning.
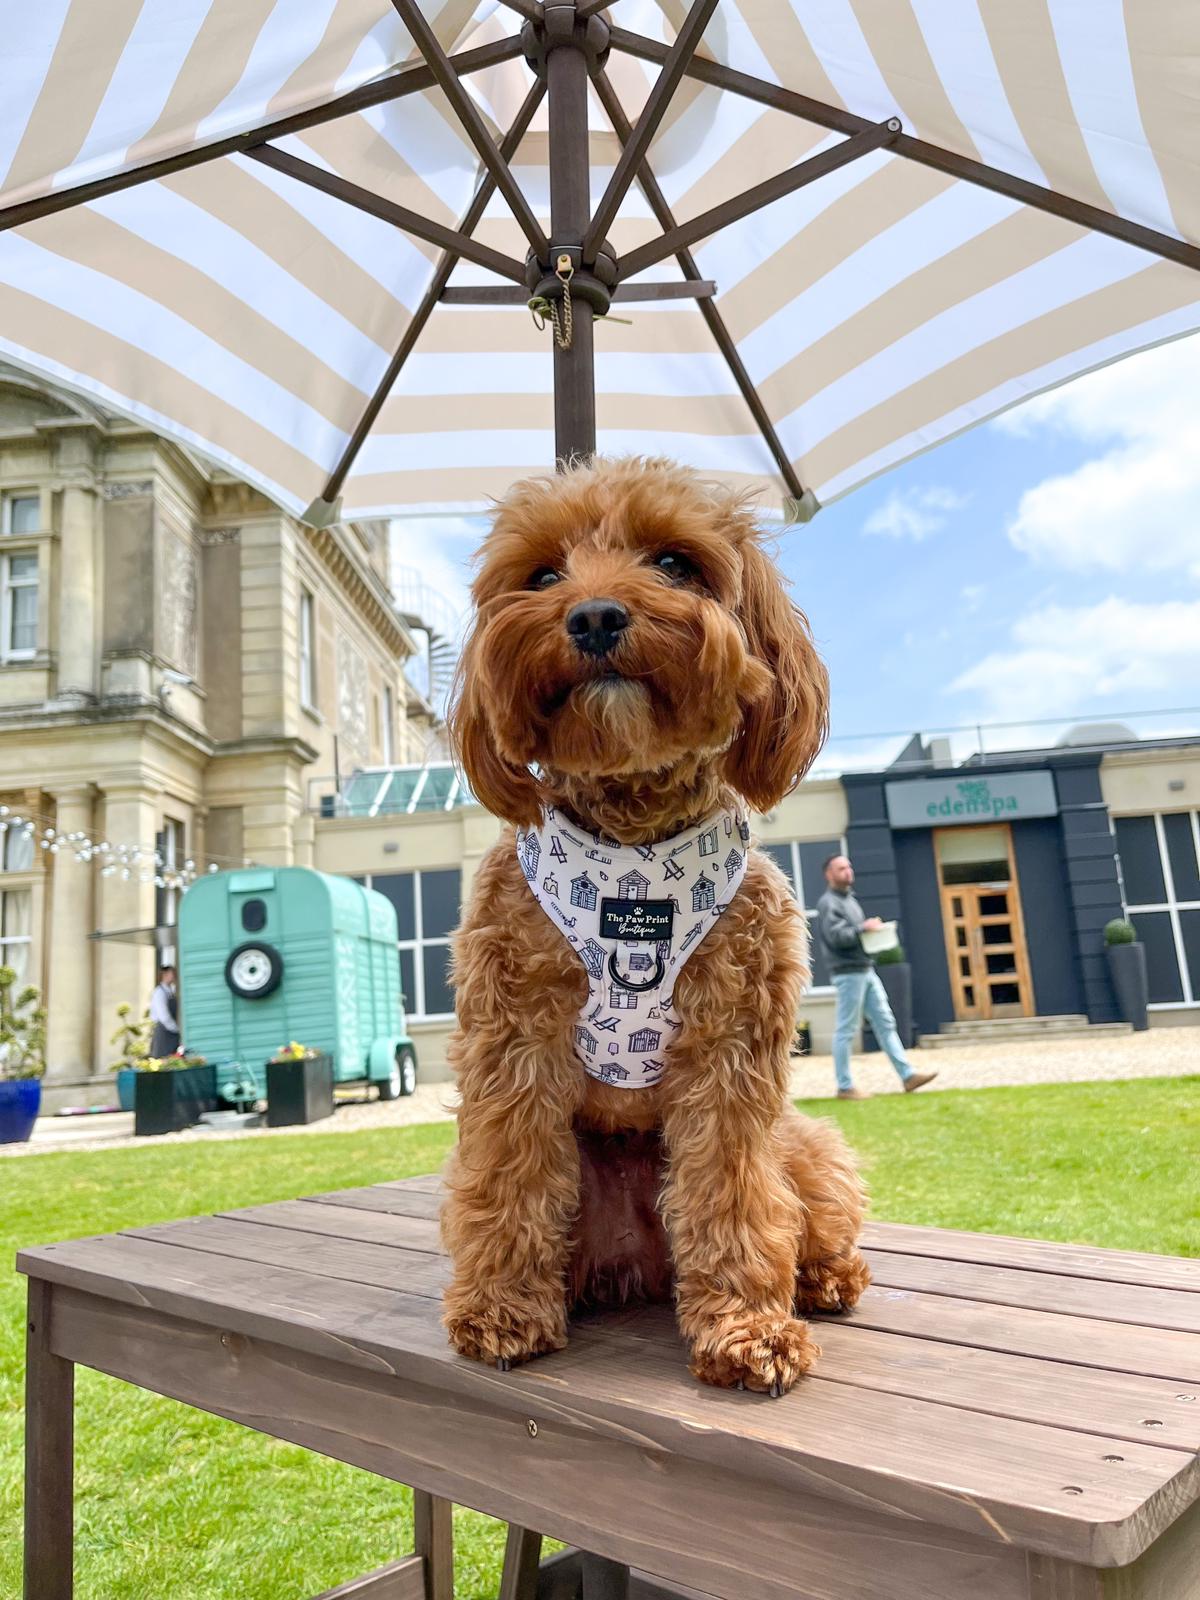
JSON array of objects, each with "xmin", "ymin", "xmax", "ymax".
[{"xmin": 528, "ymin": 253, "xmax": 574, "ymax": 349}]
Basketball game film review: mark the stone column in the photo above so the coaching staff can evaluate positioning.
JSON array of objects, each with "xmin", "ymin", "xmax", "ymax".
[
  {"xmin": 93, "ymin": 786, "xmax": 159, "ymax": 1069},
  {"xmin": 44, "ymin": 786, "xmax": 98, "ymax": 1083},
  {"xmin": 56, "ymin": 479, "xmax": 99, "ymax": 704}
]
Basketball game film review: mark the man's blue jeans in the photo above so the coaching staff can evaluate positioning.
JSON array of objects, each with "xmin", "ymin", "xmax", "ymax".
[{"xmin": 830, "ymin": 969, "xmax": 913, "ymax": 1092}]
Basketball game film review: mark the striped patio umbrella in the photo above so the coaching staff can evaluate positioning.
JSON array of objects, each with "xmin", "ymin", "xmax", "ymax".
[{"xmin": 1, "ymin": 0, "xmax": 1196, "ymax": 524}]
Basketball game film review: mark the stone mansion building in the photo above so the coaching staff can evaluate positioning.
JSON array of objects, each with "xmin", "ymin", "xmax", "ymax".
[{"xmin": 0, "ymin": 365, "xmax": 432, "ymax": 1095}]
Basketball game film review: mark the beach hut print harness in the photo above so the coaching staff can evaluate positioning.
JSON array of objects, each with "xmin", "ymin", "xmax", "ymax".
[{"xmin": 517, "ymin": 806, "xmax": 750, "ymax": 1089}]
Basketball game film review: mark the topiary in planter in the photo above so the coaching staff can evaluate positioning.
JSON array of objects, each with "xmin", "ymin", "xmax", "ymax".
[
  {"xmin": 1104, "ymin": 919, "xmax": 1137, "ymax": 946},
  {"xmin": 1104, "ymin": 921, "xmax": 1149, "ymax": 1030}
]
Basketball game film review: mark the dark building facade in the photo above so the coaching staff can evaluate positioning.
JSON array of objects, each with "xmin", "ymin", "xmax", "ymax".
[{"xmin": 844, "ymin": 734, "xmax": 1200, "ymax": 1040}]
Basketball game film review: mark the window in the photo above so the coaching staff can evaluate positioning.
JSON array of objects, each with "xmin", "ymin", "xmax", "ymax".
[
  {"xmin": 155, "ymin": 818, "xmax": 185, "ymax": 939},
  {"xmin": 382, "ymin": 684, "xmax": 395, "ymax": 766},
  {"xmin": 0, "ymin": 887, "xmax": 31, "ymax": 985},
  {"xmin": 758, "ymin": 837, "xmax": 844, "ymax": 989},
  {"xmin": 2, "ymin": 821, "xmax": 34, "ymax": 873},
  {"xmin": 299, "ymin": 589, "xmax": 316, "ymax": 709},
  {"xmin": 1115, "ymin": 812, "xmax": 1200, "ymax": 1007},
  {"xmin": 2, "ymin": 494, "xmax": 39, "ymax": 535},
  {"xmin": 1, "ymin": 552, "xmax": 38, "ymax": 659},
  {"xmin": 363, "ymin": 868, "xmax": 461, "ymax": 1019}
]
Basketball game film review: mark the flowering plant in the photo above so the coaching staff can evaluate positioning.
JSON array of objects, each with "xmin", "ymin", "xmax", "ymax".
[{"xmin": 275, "ymin": 1040, "xmax": 315, "ymax": 1061}]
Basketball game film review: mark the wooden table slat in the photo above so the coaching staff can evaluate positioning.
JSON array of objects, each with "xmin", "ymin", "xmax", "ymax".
[
  {"xmin": 860, "ymin": 1222, "xmax": 1200, "ymax": 1294},
  {"xmin": 865, "ymin": 1249, "xmax": 1200, "ymax": 1333},
  {"xmin": 224, "ymin": 1201, "xmax": 443, "ymax": 1253}
]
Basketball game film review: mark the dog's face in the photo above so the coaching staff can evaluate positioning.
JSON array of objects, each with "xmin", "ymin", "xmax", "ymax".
[{"xmin": 451, "ymin": 458, "xmax": 828, "ymax": 826}]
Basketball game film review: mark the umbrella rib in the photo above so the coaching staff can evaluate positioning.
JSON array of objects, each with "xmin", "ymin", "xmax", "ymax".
[
  {"xmin": 609, "ymin": 26, "xmax": 1200, "ymax": 277},
  {"xmin": 494, "ymin": 0, "xmax": 544, "ymax": 20},
  {"xmin": 0, "ymin": 35, "xmax": 524, "ymax": 235},
  {"xmin": 390, "ymin": 0, "xmax": 548, "ymax": 260},
  {"xmin": 582, "ymin": 0, "xmax": 719, "ymax": 262},
  {"xmin": 619, "ymin": 120, "xmax": 899, "ymax": 282},
  {"xmin": 593, "ymin": 69, "xmax": 808, "ymax": 507},
  {"xmin": 318, "ymin": 81, "xmax": 546, "ymax": 509},
  {"xmin": 245, "ymin": 145, "xmax": 527, "ymax": 284}
]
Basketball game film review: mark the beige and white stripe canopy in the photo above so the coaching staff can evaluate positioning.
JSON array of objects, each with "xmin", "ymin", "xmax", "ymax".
[{"xmin": 1, "ymin": 0, "xmax": 1197, "ymax": 522}]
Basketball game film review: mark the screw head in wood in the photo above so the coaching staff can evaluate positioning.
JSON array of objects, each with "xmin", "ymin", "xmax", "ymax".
[{"xmin": 527, "ymin": 1419, "xmax": 538, "ymax": 1438}]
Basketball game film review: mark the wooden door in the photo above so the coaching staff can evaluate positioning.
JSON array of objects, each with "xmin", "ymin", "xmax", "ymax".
[{"xmin": 936, "ymin": 827, "xmax": 1034, "ymax": 1021}]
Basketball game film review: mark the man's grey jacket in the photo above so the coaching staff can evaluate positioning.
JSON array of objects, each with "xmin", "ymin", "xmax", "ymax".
[{"xmin": 815, "ymin": 886, "xmax": 873, "ymax": 975}]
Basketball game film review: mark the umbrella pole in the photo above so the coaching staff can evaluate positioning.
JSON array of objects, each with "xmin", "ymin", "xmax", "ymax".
[{"xmin": 545, "ymin": 6, "xmax": 597, "ymax": 466}]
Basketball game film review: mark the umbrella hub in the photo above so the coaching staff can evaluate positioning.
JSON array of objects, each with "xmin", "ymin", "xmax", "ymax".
[
  {"xmin": 525, "ymin": 242, "xmax": 618, "ymax": 323},
  {"xmin": 521, "ymin": 9, "xmax": 610, "ymax": 83}
]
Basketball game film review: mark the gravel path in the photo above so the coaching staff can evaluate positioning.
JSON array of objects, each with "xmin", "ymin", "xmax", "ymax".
[{"xmin": 3, "ymin": 1028, "xmax": 1195, "ymax": 1158}]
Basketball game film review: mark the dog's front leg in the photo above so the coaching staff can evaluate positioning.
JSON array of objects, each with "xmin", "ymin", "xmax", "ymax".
[
  {"xmin": 660, "ymin": 1059, "xmax": 819, "ymax": 1396},
  {"xmin": 440, "ymin": 848, "xmax": 585, "ymax": 1369},
  {"xmin": 442, "ymin": 1038, "xmax": 581, "ymax": 1367}
]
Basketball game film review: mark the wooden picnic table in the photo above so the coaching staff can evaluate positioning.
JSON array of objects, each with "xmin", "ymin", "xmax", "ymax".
[{"xmin": 20, "ymin": 1175, "xmax": 1200, "ymax": 1600}]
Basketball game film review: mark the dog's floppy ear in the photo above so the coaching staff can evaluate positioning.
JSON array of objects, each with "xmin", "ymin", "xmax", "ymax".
[
  {"xmin": 723, "ymin": 536, "xmax": 829, "ymax": 812},
  {"xmin": 448, "ymin": 638, "xmax": 543, "ymax": 828}
]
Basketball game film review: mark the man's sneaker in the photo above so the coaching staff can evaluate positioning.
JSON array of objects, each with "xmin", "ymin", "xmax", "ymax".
[
  {"xmin": 903, "ymin": 1070, "xmax": 938, "ymax": 1093},
  {"xmin": 836, "ymin": 1088, "xmax": 872, "ymax": 1100}
]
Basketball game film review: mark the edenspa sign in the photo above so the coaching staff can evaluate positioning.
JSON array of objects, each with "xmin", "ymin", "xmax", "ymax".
[{"xmin": 885, "ymin": 772, "xmax": 1058, "ymax": 829}]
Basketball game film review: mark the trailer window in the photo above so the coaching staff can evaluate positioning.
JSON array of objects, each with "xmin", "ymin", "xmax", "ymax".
[{"xmin": 241, "ymin": 898, "xmax": 267, "ymax": 933}]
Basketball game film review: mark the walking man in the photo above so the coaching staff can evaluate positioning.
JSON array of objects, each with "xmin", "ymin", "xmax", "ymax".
[{"xmin": 816, "ymin": 855, "xmax": 936, "ymax": 1101}]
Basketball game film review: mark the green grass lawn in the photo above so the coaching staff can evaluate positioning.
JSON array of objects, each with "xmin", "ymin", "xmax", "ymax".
[{"xmin": 1, "ymin": 1077, "xmax": 1197, "ymax": 1599}]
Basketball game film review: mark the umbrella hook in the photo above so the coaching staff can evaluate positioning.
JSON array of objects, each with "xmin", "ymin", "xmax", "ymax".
[{"xmin": 528, "ymin": 253, "xmax": 575, "ymax": 349}]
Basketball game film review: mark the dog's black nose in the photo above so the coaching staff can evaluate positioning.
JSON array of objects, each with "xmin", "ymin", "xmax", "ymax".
[{"xmin": 566, "ymin": 598, "xmax": 629, "ymax": 657}]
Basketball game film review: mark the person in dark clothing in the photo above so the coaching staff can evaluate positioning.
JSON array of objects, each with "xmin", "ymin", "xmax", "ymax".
[
  {"xmin": 816, "ymin": 855, "xmax": 936, "ymax": 1100},
  {"xmin": 148, "ymin": 964, "xmax": 180, "ymax": 1059}
]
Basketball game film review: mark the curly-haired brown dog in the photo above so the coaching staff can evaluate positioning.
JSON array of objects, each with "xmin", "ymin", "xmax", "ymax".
[{"xmin": 441, "ymin": 457, "xmax": 870, "ymax": 1396}]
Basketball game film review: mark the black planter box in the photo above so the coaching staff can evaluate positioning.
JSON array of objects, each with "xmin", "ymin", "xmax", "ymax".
[
  {"xmin": 863, "ymin": 962, "xmax": 914, "ymax": 1053},
  {"xmin": 266, "ymin": 1052, "xmax": 334, "ymax": 1128},
  {"xmin": 134, "ymin": 1063, "xmax": 217, "ymax": 1137},
  {"xmin": 1107, "ymin": 943, "xmax": 1150, "ymax": 1031}
]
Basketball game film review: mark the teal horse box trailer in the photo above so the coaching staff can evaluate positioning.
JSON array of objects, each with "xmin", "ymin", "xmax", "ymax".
[{"xmin": 178, "ymin": 867, "xmax": 417, "ymax": 1103}]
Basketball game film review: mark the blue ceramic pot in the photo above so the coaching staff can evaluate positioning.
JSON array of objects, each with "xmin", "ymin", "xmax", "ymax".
[
  {"xmin": 0, "ymin": 1078, "xmax": 41, "ymax": 1144},
  {"xmin": 116, "ymin": 1067, "xmax": 138, "ymax": 1112}
]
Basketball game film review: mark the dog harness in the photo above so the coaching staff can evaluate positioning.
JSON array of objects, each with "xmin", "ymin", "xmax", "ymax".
[{"xmin": 517, "ymin": 805, "xmax": 750, "ymax": 1089}]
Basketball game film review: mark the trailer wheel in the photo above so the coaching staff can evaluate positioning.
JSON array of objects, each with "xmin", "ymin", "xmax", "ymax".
[
  {"xmin": 224, "ymin": 941, "xmax": 283, "ymax": 1000},
  {"xmin": 379, "ymin": 1044, "xmax": 417, "ymax": 1100}
]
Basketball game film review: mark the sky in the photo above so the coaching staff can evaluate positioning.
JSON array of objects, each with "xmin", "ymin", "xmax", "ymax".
[{"xmin": 392, "ymin": 332, "xmax": 1200, "ymax": 773}]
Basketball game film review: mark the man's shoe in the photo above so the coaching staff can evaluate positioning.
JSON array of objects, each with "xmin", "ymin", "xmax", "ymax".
[
  {"xmin": 903, "ymin": 1070, "xmax": 938, "ymax": 1093},
  {"xmin": 836, "ymin": 1088, "xmax": 872, "ymax": 1100}
]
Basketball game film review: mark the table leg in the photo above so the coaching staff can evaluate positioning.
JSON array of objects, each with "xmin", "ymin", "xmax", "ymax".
[
  {"xmin": 24, "ymin": 1279, "xmax": 74, "ymax": 1600},
  {"xmin": 499, "ymin": 1525, "xmax": 543, "ymax": 1600},
  {"xmin": 413, "ymin": 1489, "xmax": 454, "ymax": 1600}
]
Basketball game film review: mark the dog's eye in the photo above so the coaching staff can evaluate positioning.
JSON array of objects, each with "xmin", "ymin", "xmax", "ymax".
[
  {"xmin": 528, "ymin": 567, "xmax": 562, "ymax": 590},
  {"xmin": 652, "ymin": 551, "xmax": 696, "ymax": 583}
]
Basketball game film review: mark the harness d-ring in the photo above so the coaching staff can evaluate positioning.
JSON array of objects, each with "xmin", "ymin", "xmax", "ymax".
[{"xmin": 607, "ymin": 949, "xmax": 665, "ymax": 993}]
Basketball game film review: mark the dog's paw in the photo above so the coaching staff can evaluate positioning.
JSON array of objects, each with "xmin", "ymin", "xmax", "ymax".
[
  {"xmin": 795, "ymin": 1249, "xmax": 871, "ymax": 1315},
  {"xmin": 689, "ymin": 1313, "xmax": 819, "ymax": 1396},
  {"xmin": 444, "ymin": 1292, "xmax": 568, "ymax": 1369}
]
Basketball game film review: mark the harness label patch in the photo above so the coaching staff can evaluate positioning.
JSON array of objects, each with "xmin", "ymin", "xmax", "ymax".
[{"xmin": 600, "ymin": 898, "xmax": 675, "ymax": 942}]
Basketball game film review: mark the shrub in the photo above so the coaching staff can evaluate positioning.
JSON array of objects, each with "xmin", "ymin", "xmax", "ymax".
[
  {"xmin": 0, "ymin": 965, "xmax": 47, "ymax": 1080},
  {"xmin": 1104, "ymin": 919, "xmax": 1138, "ymax": 947},
  {"xmin": 109, "ymin": 1002, "xmax": 153, "ymax": 1072}
]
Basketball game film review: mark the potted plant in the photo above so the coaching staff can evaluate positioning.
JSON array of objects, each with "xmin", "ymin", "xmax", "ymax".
[
  {"xmin": 133, "ymin": 1050, "xmax": 217, "ymax": 1137},
  {"xmin": 0, "ymin": 966, "xmax": 47, "ymax": 1144},
  {"xmin": 109, "ymin": 1002, "xmax": 152, "ymax": 1111},
  {"xmin": 266, "ymin": 1040, "xmax": 334, "ymax": 1128},
  {"xmin": 1105, "ymin": 919, "xmax": 1149, "ymax": 1031},
  {"xmin": 867, "ymin": 942, "xmax": 914, "ymax": 1051}
]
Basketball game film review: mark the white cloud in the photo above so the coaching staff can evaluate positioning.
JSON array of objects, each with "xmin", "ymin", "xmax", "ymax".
[
  {"xmin": 949, "ymin": 596, "xmax": 1200, "ymax": 721},
  {"xmin": 961, "ymin": 584, "xmax": 984, "ymax": 612},
  {"xmin": 995, "ymin": 335, "xmax": 1200, "ymax": 576},
  {"xmin": 863, "ymin": 485, "xmax": 969, "ymax": 541}
]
